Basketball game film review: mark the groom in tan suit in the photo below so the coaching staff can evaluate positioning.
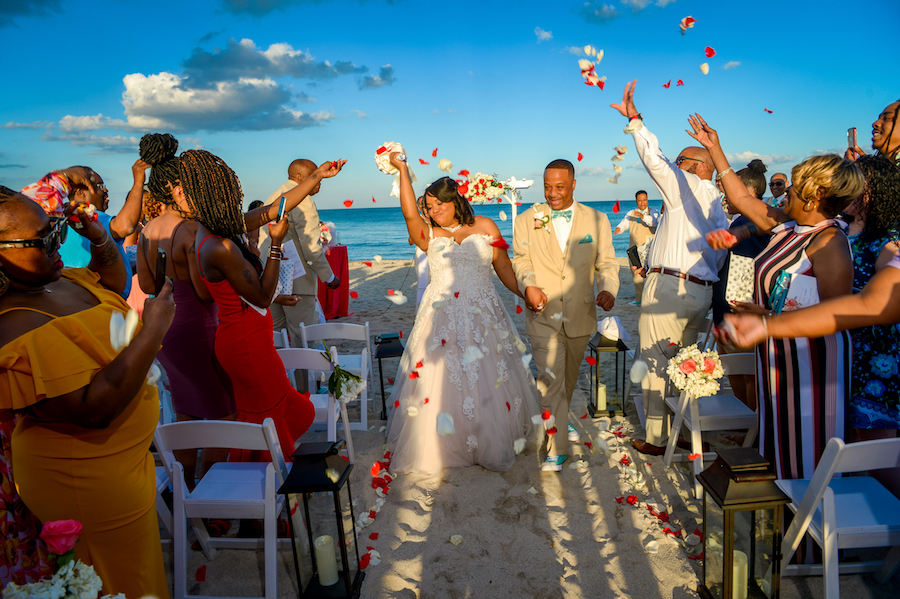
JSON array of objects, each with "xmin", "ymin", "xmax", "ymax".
[{"xmin": 512, "ymin": 159, "xmax": 619, "ymax": 471}]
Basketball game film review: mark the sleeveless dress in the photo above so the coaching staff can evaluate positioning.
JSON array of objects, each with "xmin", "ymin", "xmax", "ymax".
[
  {"xmin": 386, "ymin": 232, "xmax": 541, "ymax": 475},
  {"xmin": 754, "ymin": 220, "xmax": 852, "ymax": 480},
  {"xmin": 198, "ymin": 235, "xmax": 315, "ymax": 459},
  {"xmin": 157, "ymin": 221, "xmax": 235, "ymax": 419},
  {"xmin": 0, "ymin": 268, "xmax": 168, "ymax": 599}
]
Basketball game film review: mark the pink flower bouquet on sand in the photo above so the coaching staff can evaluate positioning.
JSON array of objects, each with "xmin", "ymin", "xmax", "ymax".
[{"xmin": 666, "ymin": 344, "xmax": 724, "ymax": 398}]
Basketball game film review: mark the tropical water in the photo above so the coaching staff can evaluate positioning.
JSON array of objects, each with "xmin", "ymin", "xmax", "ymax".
[{"xmin": 319, "ymin": 200, "xmax": 664, "ymax": 261}]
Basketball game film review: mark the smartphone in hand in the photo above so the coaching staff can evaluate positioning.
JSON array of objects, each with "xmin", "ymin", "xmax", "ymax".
[
  {"xmin": 277, "ymin": 196, "xmax": 287, "ymax": 222},
  {"xmin": 154, "ymin": 250, "xmax": 167, "ymax": 296},
  {"xmin": 847, "ymin": 127, "xmax": 857, "ymax": 150}
]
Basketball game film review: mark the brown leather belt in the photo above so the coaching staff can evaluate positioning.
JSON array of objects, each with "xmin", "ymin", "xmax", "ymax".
[{"xmin": 648, "ymin": 267, "xmax": 714, "ymax": 287}]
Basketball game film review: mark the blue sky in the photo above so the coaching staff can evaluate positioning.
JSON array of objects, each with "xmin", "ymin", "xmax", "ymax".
[{"xmin": 1, "ymin": 0, "xmax": 897, "ymax": 212}]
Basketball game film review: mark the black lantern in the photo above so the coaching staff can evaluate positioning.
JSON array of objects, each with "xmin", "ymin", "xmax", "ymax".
[
  {"xmin": 279, "ymin": 441, "xmax": 364, "ymax": 598},
  {"xmin": 696, "ymin": 448, "xmax": 790, "ymax": 599},
  {"xmin": 586, "ymin": 332, "xmax": 628, "ymax": 417}
]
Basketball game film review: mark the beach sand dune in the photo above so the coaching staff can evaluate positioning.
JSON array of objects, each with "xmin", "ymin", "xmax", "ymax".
[{"xmin": 164, "ymin": 259, "xmax": 899, "ymax": 599}]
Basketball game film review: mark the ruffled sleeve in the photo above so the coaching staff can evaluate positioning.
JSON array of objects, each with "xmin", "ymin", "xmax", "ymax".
[{"xmin": 0, "ymin": 268, "xmax": 139, "ymax": 412}]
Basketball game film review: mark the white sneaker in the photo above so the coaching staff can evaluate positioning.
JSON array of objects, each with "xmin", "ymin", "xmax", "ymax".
[
  {"xmin": 567, "ymin": 424, "xmax": 580, "ymax": 442},
  {"xmin": 541, "ymin": 455, "xmax": 566, "ymax": 472}
]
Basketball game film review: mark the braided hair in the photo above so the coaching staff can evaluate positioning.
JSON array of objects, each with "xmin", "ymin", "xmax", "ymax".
[
  {"xmin": 140, "ymin": 133, "xmax": 181, "ymax": 208},
  {"xmin": 178, "ymin": 149, "xmax": 261, "ymax": 271},
  {"xmin": 855, "ymin": 155, "xmax": 900, "ymax": 243}
]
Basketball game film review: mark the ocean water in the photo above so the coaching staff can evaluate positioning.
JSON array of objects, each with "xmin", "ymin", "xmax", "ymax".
[{"xmin": 319, "ymin": 200, "xmax": 663, "ymax": 261}]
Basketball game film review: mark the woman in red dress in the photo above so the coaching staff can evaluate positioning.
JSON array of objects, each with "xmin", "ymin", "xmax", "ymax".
[{"xmin": 179, "ymin": 149, "xmax": 346, "ymax": 457}]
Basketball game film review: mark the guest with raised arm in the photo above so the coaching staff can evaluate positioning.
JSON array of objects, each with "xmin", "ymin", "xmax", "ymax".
[
  {"xmin": 609, "ymin": 80, "xmax": 729, "ymax": 456},
  {"xmin": 385, "ymin": 150, "xmax": 540, "ymax": 475},
  {"xmin": 613, "ymin": 189, "xmax": 658, "ymax": 305},
  {"xmin": 0, "ymin": 185, "xmax": 174, "ymax": 598},
  {"xmin": 689, "ymin": 113, "xmax": 864, "ymax": 481},
  {"xmin": 185, "ymin": 150, "xmax": 344, "ymax": 459}
]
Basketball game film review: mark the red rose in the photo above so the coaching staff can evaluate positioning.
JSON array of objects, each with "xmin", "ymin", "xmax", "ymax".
[
  {"xmin": 679, "ymin": 359, "xmax": 697, "ymax": 375},
  {"xmin": 702, "ymin": 357, "xmax": 716, "ymax": 374},
  {"xmin": 40, "ymin": 520, "xmax": 82, "ymax": 555}
]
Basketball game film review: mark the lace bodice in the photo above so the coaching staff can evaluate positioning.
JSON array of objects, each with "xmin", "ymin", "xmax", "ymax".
[{"xmin": 427, "ymin": 234, "xmax": 494, "ymax": 293}]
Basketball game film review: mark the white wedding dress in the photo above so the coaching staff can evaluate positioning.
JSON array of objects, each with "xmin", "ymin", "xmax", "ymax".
[{"xmin": 386, "ymin": 231, "xmax": 541, "ymax": 475}]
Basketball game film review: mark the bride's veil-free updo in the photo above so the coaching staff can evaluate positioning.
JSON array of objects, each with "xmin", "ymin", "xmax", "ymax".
[{"xmin": 424, "ymin": 177, "xmax": 476, "ymax": 227}]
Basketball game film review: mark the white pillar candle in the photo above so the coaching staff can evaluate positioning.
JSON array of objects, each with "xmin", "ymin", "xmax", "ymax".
[
  {"xmin": 597, "ymin": 383, "xmax": 607, "ymax": 411},
  {"xmin": 314, "ymin": 534, "xmax": 339, "ymax": 587},
  {"xmin": 732, "ymin": 550, "xmax": 748, "ymax": 599}
]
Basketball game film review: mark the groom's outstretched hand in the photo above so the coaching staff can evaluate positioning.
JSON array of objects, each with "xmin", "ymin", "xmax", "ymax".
[
  {"xmin": 524, "ymin": 286, "xmax": 547, "ymax": 314},
  {"xmin": 595, "ymin": 290, "xmax": 615, "ymax": 311}
]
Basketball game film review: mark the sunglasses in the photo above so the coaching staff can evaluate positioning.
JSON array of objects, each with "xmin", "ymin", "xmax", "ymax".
[
  {"xmin": 675, "ymin": 156, "xmax": 704, "ymax": 166},
  {"xmin": 0, "ymin": 217, "xmax": 68, "ymax": 255},
  {"xmin": 769, "ymin": 181, "xmax": 786, "ymax": 187}
]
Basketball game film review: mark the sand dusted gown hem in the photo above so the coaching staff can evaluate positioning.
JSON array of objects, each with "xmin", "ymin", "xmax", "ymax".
[{"xmin": 386, "ymin": 232, "xmax": 541, "ymax": 475}]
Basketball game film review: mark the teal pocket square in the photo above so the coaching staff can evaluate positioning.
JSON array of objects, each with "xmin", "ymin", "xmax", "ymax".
[{"xmin": 578, "ymin": 234, "xmax": 593, "ymax": 244}]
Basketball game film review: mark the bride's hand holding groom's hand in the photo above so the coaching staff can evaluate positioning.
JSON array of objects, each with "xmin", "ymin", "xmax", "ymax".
[{"xmin": 524, "ymin": 286, "xmax": 547, "ymax": 314}]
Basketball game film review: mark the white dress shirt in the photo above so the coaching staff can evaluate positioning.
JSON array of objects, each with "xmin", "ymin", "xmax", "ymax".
[
  {"xmin": 614, "ymin": 207, "xmax": 660, "ymax": 234},
  {"xmin": 551, "ymin": 201, "xmax": 576, "ymax": 253},
  {"xmin": 631, "ymin": 123, "xmax": 728, "ymax": 282}
]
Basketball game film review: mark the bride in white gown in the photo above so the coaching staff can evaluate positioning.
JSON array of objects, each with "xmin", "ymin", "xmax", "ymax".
[{"xmin": 385, "ymin": 152, "xmax": 541, "ymax": 475}]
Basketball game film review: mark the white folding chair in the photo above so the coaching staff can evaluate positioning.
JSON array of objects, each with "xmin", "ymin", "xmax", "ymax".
[
  {"xmin": 272, "ymin": 327, "xmax": 290, "ymax": 349},
  {"xmin": 154, "ymin": 418, "xmax": 290, "ymax": 599},
  {"xmin": 156, "ymin": 465, "xmax": 173, "ymax": 543},
  {"xmin": 663, "ymin": 352, "xmax": 759, "ymax": 498},
  {"xmin": 299, "ymin": 322, "xmax": 375, "ymax": 430},
  {"xmin": 776, "ymin": 437, "xmax": 900, "ymax": 598},
  {"xmin": 277, "ymin": 346, "xmax": 356, "ymax": 463}
]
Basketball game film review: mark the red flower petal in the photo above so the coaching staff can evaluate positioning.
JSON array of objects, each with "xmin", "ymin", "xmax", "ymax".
[
  {"xmin": 764, "ymin": 108, "xmax": 773, "ymax": 113},
  {"xmin": 350, "ymin": 290, "xmax": 359, "ymax": 298},
  {"xmin": 626, "ymin": 495, "xmax": 638, "ymax": 505},
  {"xmin": 457, "ymin": 183, "xmax": 469, "ymax": 195},
  {"xmin": 343, "ymin": 199, "xmax": 353, "ymax": 207},
  {"xmin": 387, "ymin": 289, "xmax": 394, "ymax": 295},
  {"xmin": 516, "ymin": 305, "xmax": 523, "ymax": 314},
  {"xmin": 663, "ymin": 80, "xmax": 671, "ymax": 89},
  {"xmin": 620, "ymin": 455, "xmax": 631, "ymax": 466},
  {"xmin": 615, "ymin": 496, "xmax": 624, "ymax": 503},
  {"xmin": 676, "ymin": 79, "xmax": 684, "ymax": 86},
  {"xmin": 432, "ymin": 148, "xmax": 438, "ymax": 157},
  {"xmin": 688, "ymin": 553, "xmax": 704, "ymax": 561},
  {"xmin": 458, "ymin": 169, "xmax": 470, "ymax": 177},
  {"xmin": 409, "ymin": 371, "xmax": 419, "ymax": 379},
  {"xmin": 597, "ymin": 80, "xmax": 605, "ymax": 90},
  {"xmin": 424, "ymin": 397, "xmax": 429, "ymax": 404},
  {"xmin": 441, "ymin": 339, "xmax": 446, "ymax": 346},
  {"xmin": 360, "ymin": 553, "xmax": 371, "ymax": 569},
  {"xmin": 546, "ymin": 426, "xmax": 558, "ymax": 435},
  {"xmin": 693, "ymin": 528, "xmax": 703, "ymax": 541},
  {"xmin": 370, "ymin": 463, "xmax": 381, "ymax": 476},
  {"xmin": 372, "ymin": 196, "xmax": 376, "ymax": 202},
  {"xmin": 196, "ymin": 565, "xmax": 207, "ymax": 582},
  {"xmin": 419, "ymin": 159, "xmax": 429, "ymax": 165},
  {"xmin": 399, "ymin": 331, "xmax": 403, "ymax": 338},
  {"xmin": 612, "ymin": 200, "xmax": 621, "ymax": 214},
  {"xmin": 420, "ymin": 231, "xmax": 425, "ymax": 239},
  {"xmin": 363, "ymin": 261, "xmax": 373, "ymax": 267},
  {"xmin": 689, "ymin": 453, "xmax": 702, "ymax": 461},
  {"xmin": 506, "ymin": 401, "xmax": 510, "ymax": 411},
  {"xmin": 454, "ymin": 292, "xmax": 459, "ymax": 298},
  {"xmin": 704, "ymin": 46, "xmax": 716, "ymax": 58},
  {"xmin": 376, "ymin": 146, "xmax": 388, "ymax": 155},
  {"xmin": 586, "ymin": 356, "xmax": 597, "ymax": 366},
  {"xmin": 490, "ymin": 238, "xmax": 510, "ymax": 250},
  {"xmin": 542, "ymin": 409, "xmax": 551, "ymax": 420},
  {"xmin": 384, "ymin": 451, "xmax": 392, "ymax": 460},
  {"xmin": 366, "ymin": 546, "xmax": 374, "ymax": 551},
  {"xmin": 577, "ymin": 152, "xmax": 584, "ymax": 162},
  {"xmin": 584, "ymin": 442, "xmax": 593, "ymax": 450},
  {"xmin": 685, "ymin": 17, "xmax": 697, "ymax": 25},
  {"xmin": 368, "ymin": 510, "xmax": 377, "ymax": 519},
  {"xmin": 394, "ymin": 400, "xmax": 399, "ymax": 408},
  {"xmin": 416, "ymin": 360, "xmax": 423, "ymax": 368},
  {"xmin": 580, "ymin": 413, "xmax": 588, "ymax": 419}
]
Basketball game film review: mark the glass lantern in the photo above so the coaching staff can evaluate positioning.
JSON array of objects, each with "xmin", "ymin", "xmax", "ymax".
[
  {"xmin": 278, "ymin": 441, "xmax": 364, "ymax": 599},
  {"xmin": 696, "ymin": 448, "xmax": 789, "ymax": 599},
  {"xmin": 586, "ymin": 332, "xmax": 628, "ymax": 417}
]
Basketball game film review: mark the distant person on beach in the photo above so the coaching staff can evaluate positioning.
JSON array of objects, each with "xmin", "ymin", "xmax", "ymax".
[
  {"xmin": 765, "ymin": 172, "xmax": 788, "ymax": 208},
  {"xmin": 610, "ymin": 80, "xmax": 728, "ymax": 457},
  {"xmin": 258, "ymin": 159, "xmax": 339, "ymax": 353},
  {"xmin": 385, "ymin": 151, "xmax": 540, "ymax": 475},
  {"xmin": 512, "ymin": 159, "xmax": 619, "ymax": 471},
  {"xmin": 613, "ymin": 189, "xmax": 659, "ymax": 305}
]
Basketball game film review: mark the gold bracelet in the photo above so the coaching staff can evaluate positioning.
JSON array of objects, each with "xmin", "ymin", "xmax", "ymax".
[{"xmin": 716, "ymin": 167, "xmax": 734, "ymax": 181}]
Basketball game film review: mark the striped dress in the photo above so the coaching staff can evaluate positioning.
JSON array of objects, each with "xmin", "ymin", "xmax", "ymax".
[{"xmin": 755, "ymin": 219, "xmax": 852, "ymax": 480}]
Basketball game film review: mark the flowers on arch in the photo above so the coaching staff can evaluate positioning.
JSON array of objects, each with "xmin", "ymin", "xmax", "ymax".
[
  {"xmin": 459, "ymin": 173, "xmax": 504, "ymax": 203},
  {"xmin": 319, "ymin": 221, "xmax": 333, "ymax": 246},
  {"xmin": 321, "ymin": 351, "xmax": 366, "ymax": 403},
  {"xmin": 666, "ymin": 344, "xmax": 724, "ymax": 398}
]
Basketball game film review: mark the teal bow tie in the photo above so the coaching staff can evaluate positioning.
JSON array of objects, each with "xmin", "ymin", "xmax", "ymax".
[{"xmin": 551, "ymin": 209, "xmax": 573, "ymax": 222}]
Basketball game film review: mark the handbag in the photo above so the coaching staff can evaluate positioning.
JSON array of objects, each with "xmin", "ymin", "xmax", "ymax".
[
  {"xmin": 276, "ymin": 259, "xmax": 294, "ymax": 297},
  {"xmin": 724, "ymin": 254, "xmax": 754, "ymax": 304}
]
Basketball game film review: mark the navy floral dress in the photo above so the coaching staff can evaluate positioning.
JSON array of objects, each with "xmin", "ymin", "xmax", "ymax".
[{"xmin": 848, "ymin": 230, "xmax": 900, "ymax": 430}]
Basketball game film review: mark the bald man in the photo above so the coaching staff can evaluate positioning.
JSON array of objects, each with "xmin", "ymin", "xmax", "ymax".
[
  {"xmin": 259, "ymin": 159, "xmax": 339, "ymax": 357},
  {"xmin": 611, "ymin": 80, "xmax": 728, "ymax": 455}
]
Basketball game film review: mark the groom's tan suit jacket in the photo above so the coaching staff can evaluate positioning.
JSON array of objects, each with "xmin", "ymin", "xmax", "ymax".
[{"xmin": 512, "ymin": 201, "xmax": 619, "ymax": 339}]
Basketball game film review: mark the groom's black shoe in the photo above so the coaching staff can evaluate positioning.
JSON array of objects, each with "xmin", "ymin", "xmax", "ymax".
[{"xmin": 631, "ymin": 438, "xmax": 666, "ymax": 456}]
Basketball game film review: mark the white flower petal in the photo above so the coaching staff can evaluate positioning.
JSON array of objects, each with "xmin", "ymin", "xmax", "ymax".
[
  {"xmin": 630, "ymin": 359, "xmax": 649, "ymax": 383},
  {"xmin": 699, "ymin": 62, "xmax": 710, "ymax": 75},
  {"xmin": 436, "ymin": 412, "xmax": 456, "ymax": 436},
  {"xmin": 578, "ymin": 58, "xmax": 594, "ymax": 71},
  {"xmin": 449, "ymin": 535, "xmax": 463, "ymax": 546},
  {"xmin": 374, "ymin": 255, "xmax": 383, "ymax": 262},
  {"xmin": 499, "ymin": 210, "xmax": 507, "ymax": 221},
  {"xmin": 407, "ymin": 406, "xmax": 419, "ymax": 417},
  {"xmin": 522, "ymin": 353, "xmax": 532, "ymax": 369},
  {"xmin": 645, "ymin": 540, "xmax": 659, "ymax": 553},
  {"xmin": 438, "ymin": 158, "xmax": 453, "ymax": 173},
  {"xmin": 462, "ymin": 346, "xmax": 484, "ymax": 365},
  {"xmin": 432, "ymin": 300, "xmax": 446, "ymax": 310},
  {"xmin": 531, "ymin": 414, "xmax": 543, "ymax": 426},
  {"xmin": 146, "ymin": 362, "xmax": 162, "ymax": 385},
  {"xmin": 514, "ymin": 437, "xmax": 526, "ymax": 454},
  {"xmin": 109, "ymin": 311, "xmax": 126, "ymax": 351},
  {"xmin": 527, "ymin": 486, "xmax": 539, "ymax": 495},
  {"xmin": 544, "ymin": 414, "xmax": 556, "ymax": 429},
  {"xmin": 386, "ymin": 291, "xmax": 408, "ymax": 305},
  {"xmin": 545, "ymin": 367, "xmax": 557, "ymax": 380}
]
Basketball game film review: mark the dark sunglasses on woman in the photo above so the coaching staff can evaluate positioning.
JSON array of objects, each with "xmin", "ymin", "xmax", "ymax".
[{"xmin": 0, "ymin": 217, "xmax": 68, "ymax": 254}]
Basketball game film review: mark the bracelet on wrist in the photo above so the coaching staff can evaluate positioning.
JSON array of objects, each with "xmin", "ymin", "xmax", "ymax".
[
  {"xmin": 90, "ymin": 233, "xmax": 111, "ymax": 248},
  {"xmin": 716, "ymin": 167, "xmax": 734, "ymax": 181},
  {"xmin": 629, "ymin": 113, "xmax": 643, "ymax": 121},
  {"xmin": 761, "ymin": 315, "xmax": 770, "ymax": 340}
]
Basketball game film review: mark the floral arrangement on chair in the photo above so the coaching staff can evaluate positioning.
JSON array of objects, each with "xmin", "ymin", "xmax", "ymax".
[
  {"xmin": 665, "ymin": 344, "xmax": 724, "ymax": 398},
  {"xmin": 321, "ymin": 352, "xmax": 366, "ymax": 403},
  {"xmin": 3, "ymin": 520, "xmax": 126, "ymax": 599}
]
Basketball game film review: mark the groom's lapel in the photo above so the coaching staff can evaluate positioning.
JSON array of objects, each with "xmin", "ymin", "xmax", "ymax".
[
  {"xmin": 563, "ymin": 202, "xmax": 587, "ymax": 263},
  {"xmin": 540, "ymin": 202, "xmax": 564, "ymax": 269}
]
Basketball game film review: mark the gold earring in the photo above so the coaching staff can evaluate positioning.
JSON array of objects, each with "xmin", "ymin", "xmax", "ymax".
[{"xmin": 803, "ymin": 199, "xmax": 817, "ymax": 212}]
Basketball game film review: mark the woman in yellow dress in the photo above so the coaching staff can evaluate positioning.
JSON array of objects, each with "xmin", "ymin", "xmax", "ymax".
[{"xmin": 0, "ymin": 179, "xmax": 175, "ymax": 599}]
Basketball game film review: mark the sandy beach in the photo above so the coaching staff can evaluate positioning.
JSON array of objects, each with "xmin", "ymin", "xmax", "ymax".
[{"xmin": 164, "ymin": 258, "xmax": 900, "ymax": 599}]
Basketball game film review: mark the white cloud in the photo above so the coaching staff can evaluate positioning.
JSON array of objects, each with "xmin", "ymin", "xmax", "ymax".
[
  {"xmin": 655, "ymin": 0, "xmax": 677, "ymax": 6},
  {"xmin": 725, "ymin": 151, "xmax": 796, "ymax": 166},
  {"xmin": 723, "ymin": 61, "xmax": 741, "ymax": 70},
  {"xmin": 534, "ymin": 27, "xmax": 552, "ymax": 42},
  {"xmin": 359, "ymin": 65, "xmax": 396, "ymax": 90},
  {"xmin": 566, "ymin": 46, "xmax": 586, "ymax": 55},
  {"xmin": 350, "ymin": 109, "xmax": 367, "ymax": 118},
  {"xmin": 627, "ymin": 160, "xmax": 643, "ymax": 169},
  {"xmin": 43, "ymin": 132, "xmax": 141, "ymax": 153},
  {"xmin": 812, "ymin": 147, "xmax": 847, "ymax": 157},
  {"xmin": 576, "ymin": 166, "xmax": 606, "ymax": 176},
  {"xmin": 578, "ymin": 2, "xmax": 620, "ymax": 23},
  {"xmin": 3, "ymin": 121, "xmax": 52, "ymax": 129},
  {"xmin": 59, "ymin": 114, "xmax": 130, "ymax": 132},
  {"xmin": 623, "ymin": 0, "xmax": 652, "ymax": 9}
]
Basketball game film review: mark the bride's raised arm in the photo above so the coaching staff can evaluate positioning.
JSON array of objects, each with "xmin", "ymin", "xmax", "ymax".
[{"xmin": 390, "ymin": 152, "xmax": 429, "ymax": 251}]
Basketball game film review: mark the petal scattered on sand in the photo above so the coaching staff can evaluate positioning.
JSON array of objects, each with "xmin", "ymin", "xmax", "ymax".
[
  {"xmin": 386, "ymin": 291, "xmax": 408, "ymax": 305},
  {"xmin": 514, "ymin": 438, "xmax": 526, "ymax": 454},
  {"xmin": 374, "ymin": 255, "xmax": 383, "ymax": 262},
  {"xmin": 527, "ymin": 486, "xmax": 539, "ymax": 495},
  {"xmin": 449, "ymin": 535, "xmax": 463, "ymax": 546},
  {"xmin": 645, "ymin": 540, "xmax": 660, "ymax": 554}
]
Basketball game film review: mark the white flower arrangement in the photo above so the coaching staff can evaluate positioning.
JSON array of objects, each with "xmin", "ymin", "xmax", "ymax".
[
  {"xmin": 665, "ymin": 344, "xmax": 724, "ymax": 398},
  {"xmin": 321, "ymin": 351, "xmax": 366, "ymax": 403},
  {"xmin": 460, "ymin": 173, "xmax": 504, "ymax": 203},
  {"xmin": 2, "ymin": 559, "xmax": 125, "ymax": 599}
]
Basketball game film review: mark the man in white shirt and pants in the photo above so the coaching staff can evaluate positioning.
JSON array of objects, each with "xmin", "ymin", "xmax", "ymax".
[
  {"xmin": 613, "ymin": 189, "xmax": 659, "ymax": 305},
  {"xmin": 611, "ymin": 80, "xmax": 728, "ymax": 455}
]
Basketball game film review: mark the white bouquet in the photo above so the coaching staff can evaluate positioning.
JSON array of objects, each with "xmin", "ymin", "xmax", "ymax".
[
  {"xmin": 460, "ymin": 173, "xmax": 504, "ymax": 203},
  {"xmin": 665, "ymin": 344, "xmax": 724, "ymax": 398},
  {"xmin": 322, "ymin": 351, "xmax": 366, "ymax": 403},
  {"xmin": 2, "ymin": 559, "xmax": 126, "ymax": 599}
]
